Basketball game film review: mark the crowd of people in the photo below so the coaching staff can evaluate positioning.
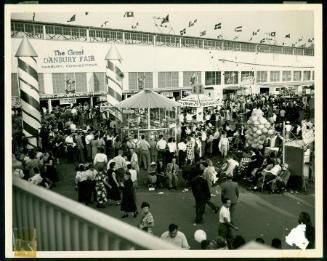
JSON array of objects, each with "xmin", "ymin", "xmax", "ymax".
[{"xmin": 11, "ymin": 93, "xmax": 315, "ymax": 250}]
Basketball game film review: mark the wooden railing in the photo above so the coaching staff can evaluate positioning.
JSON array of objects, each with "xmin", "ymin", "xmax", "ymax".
[{"xmin": 12, "ymin": 178, "xmax": 180, "ymax": 251}]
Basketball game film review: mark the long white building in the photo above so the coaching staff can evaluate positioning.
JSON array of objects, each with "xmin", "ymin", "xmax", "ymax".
[{"xmin": 10, "ymin": 19, "xmax": 315, "ymax": 110}]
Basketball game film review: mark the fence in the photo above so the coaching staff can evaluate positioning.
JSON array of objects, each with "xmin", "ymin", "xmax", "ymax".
[{"xmin": 12, "ymin": 178, "xmax": 180, "ymax": 251}]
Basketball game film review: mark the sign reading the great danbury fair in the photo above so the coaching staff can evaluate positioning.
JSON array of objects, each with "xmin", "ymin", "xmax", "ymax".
[{"xmin": 42, "ymin": 48, "xmax": 97, "ymax": 70}]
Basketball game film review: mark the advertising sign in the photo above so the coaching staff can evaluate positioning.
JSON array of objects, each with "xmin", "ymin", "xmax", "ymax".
[{"xmin": 60, "ymin": 98, "xmax": 76, "ymax": 105}]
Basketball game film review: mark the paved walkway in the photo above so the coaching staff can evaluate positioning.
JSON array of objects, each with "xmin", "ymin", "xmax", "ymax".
[{"xmin": 52, "ymin": 162, "xmax": 315, "ymax": 250}]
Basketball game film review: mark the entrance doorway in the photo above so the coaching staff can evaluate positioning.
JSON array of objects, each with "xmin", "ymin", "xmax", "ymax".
[{"xmin": 260, "ymin": 88, "xmax": 269, "ymax": 94}]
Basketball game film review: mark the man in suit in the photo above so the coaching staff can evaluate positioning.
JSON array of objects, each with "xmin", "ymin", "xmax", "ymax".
[
  {"xmin": 166, "ymin": 157, "xmax": 179, "ymax": 190},
  {"xmin": 220, "ymin": 176, "xmax": 239, "ymax": 223},
  {"xmin": 191, "ymin": 164, "xmax": 211, "ymax": 225}
]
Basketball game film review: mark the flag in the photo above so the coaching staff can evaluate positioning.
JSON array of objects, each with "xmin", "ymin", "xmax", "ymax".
[
  {"xmin": 180, "ymin": 28, "xmax": 186, "ymax": 35},
  {"xmin": 249, "ymin": 37, "xmax": 253, "ymax": 41},
  {"xmin": 124, "ymin": 11, "xmax": 134, "ymax": 17},
  {"xmin": 214, "ymin": 23, "xmax": 222, "ymax": 30},
  {"xmin": 85, "ymin": 12, "xmax": 89, "ymax": 15},
  {"xmin": 252, "ymin": 31, "xmax": 257, "ymax": 36},
  {"xmin": 270, "ymin": 32, "xmax": 276, "ymax": 37},
  {"xmin": 200, "ymin": 30, "xmax": 206, "ymax": 37},
  {"xmin": 161, "ymin": 14, "xmax": 169, "ymax": 25},
  {"xmin": 188, "ymin": 19, "xmax": 197, "ymax": 27},
  {"xmin": 32, "ymin": 12, "xmax": 35, "ymax": 21},
  {"xmin": 233, "ymin": 36, "xmax": 239, "ymax": 40},
  {"xmin": 260, "ymin": 38, "xmax": 266, "ymax": 44},
  {"xmin": 285, "ymin": 34, "xmax": 291, "ymax": 38},
  {"xmin": 256, "ymin": 29, "xmax": 260, "ymax": 33},
  {"xmin": 217, "ymin": 34, "xmax": 223, "ymax": 39},
  {"xmin": 235, "ymin": 26, "xmax": 242, "ymax": 32},
  {"xmin": 67, "ymin": 14, "xmax": 76, "ymax": 23}
]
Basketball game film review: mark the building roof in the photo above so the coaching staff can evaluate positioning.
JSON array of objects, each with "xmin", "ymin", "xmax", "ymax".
[{"xmin": 115, "ymin": 89, "xmax": 181, "ymax": 109}]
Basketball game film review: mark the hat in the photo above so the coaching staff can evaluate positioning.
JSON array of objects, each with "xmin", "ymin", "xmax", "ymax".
[
  {"xmin": 150, "ymin": 162, "xmax": 157, "ymax": 165},
  {"xmin": 286, "ymin": 121, "xmax": 290, "ymax": 124}
]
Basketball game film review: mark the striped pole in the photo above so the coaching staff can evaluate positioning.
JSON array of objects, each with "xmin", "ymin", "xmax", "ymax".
[
  {"xmin": 105, "ymin": 45, "xmax": 123, "ymax": 106},
  {"xmin": 15, "ymin": 37, "xmax": 41, "ymax": 149}
]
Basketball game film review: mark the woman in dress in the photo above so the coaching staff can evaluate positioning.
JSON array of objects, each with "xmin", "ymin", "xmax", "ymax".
[
  {"xmin": 107, "ymin": 162, "xmax": 121, "ymax": 205},
  {"xmin": 218, "ymin": 132, "xmax": 230, "ymax": 158},
  {"xmin": 93, "ymin": 147, "xmax": 108, "ymax": 171},
  {"xmin": 186, "ymin": 136, "xmax": 195, "ymax": 164},
  {"xmin": 120, "ymin": 172, "xmax": 138, "ymax": 218},
  {"xmin": 91, "ymin": 134, "xmax": 100, "ymax": 160},
  {"xmin": 94, "ymin": 165, "xmax": 109, "ymax": 208}
]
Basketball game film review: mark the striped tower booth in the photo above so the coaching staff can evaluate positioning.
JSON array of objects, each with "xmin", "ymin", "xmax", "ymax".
[
  {"xmin": 104, "ymin": 45, "xmax": 124, "ymax": 121},
  {"xmin": 15, "ymin": 37, "xmax": 41, "ymax": 149},
  {"xmin": 105, "ymin": 45, "xmax": 124, "ymax": 106}
]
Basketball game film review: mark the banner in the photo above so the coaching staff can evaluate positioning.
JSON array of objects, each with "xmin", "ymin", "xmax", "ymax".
[{"xmin": 60, "ymin": 98, "xmax": 76, "ymax": 105}]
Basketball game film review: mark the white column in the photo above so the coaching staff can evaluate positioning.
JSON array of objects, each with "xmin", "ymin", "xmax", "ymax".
[
  {"xmin": 179, "ymin": 71, "xmax": 183, "ymax": 88},
  {"xmin": 153, "ymin": 71, "xmax": 158, "ymax": 90}
]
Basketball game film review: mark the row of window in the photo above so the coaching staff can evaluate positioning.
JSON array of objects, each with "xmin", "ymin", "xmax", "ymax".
[
  {"xmin": 12, "ymin": 70, "xmax": 314, "ymax": 97},
  {"xmin": 11, "ymin": 21, "xmax": 314, "ymax": 56}
]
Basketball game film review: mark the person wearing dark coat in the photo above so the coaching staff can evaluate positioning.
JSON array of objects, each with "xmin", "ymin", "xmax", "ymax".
[
  {"xmin": 220, "ymin": 176, "xmax": 239, "ymax": 222},
  {"xmin": 106, "ymin": 162, "xmax": 121, "ymax": 205},
  {"xmin": 191, "ymin": 165, "xmax": 211, "ymax": 225},
  {"xmin": 121, "ymin": 172, "xmax": 138, "ymax": 218}
]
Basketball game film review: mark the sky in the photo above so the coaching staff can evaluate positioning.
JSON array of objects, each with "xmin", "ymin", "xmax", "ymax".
[{"xmin": 11, "ymin": 5, "xmax": 315, "ymax": 47}]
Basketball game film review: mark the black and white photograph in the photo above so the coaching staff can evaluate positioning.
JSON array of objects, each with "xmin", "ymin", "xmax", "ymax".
[{"xmin": 4, "ymin": 3, "xmax": 323, "ymax": 258}]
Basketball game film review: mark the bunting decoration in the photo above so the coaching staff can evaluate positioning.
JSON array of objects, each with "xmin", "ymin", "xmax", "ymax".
[
  {"xmin": 101, "ymin": 21, "xmax": 109, "ymax": 27},
  {"xmin": 67, "ymin": 14, "xmax": 76, "ymax": 23},
  {"xmin": 214, "ymin": 23, "xmax": 222, "ymax": 30},
  {"xmin": 15, "ymin": 37, "xmax": 41, "ymax": 149},
  {"xmin": 180, "ymin": 28, "xmax": 186, "ymax": 35},
  {"xmin": 285, "ymin": 34, "xmax": 291, "ymax": 38},
  {"xmin": 188, "ymin": 19, "xmax": 198, "ymax": 27},
  {"xmin": 200, "ymin": 30, "xmax": 206, "ymax": 37},
  {"xmin": 217, "ymin": 34, "xmax": 223, "ymax": 39},
  {"xmin": 131, "ymin": 22, "xmax": 139, "ymax": 30},
  {"xmin": 234, "ymin": 25, "xmax": 242, "ymax": 32},
  {"xmin": 252, "ymin": 29, "xmax": 260, "ymax": 36}
]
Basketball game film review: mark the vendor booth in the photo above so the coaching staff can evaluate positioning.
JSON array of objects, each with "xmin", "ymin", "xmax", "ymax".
[
  {"xmin": 179, "ymin": 94, "xmax": 221, "ymax": 122},
  {"xmin": 115, "ymin": 89, "xmax": 181, "ymax": 140}
]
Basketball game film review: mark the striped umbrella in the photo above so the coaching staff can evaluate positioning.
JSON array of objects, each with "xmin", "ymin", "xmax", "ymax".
[{"xmin": 15, "ymin": 37, "xmax": 41, "ymax": 149}]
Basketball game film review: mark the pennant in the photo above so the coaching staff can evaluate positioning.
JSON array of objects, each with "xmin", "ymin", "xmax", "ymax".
[
  {"xmin": 285, "ymin": 34, "xmax": 291, "ymax": 38},
  {"xmin": 200, "ymin": 30, "xmax": 206, "ymax": 37},
  {"xmin": 252, "ymin": 31, "xmax": 257, "ymax": 36},
  {"xmin": 249, "ymin": 37, "xmax": 253, "ymax": 41},
  {"xmin": 180, "ymin": 28, "xmax": 186, "ymax": 35},
  {"xmin": 124, "ymin": 11, "xmax": 134, "ymax": 18},
  {"xmin": 260, "ymin": 38, "xmax": 266, "ymax": 44},
  {"xmin": 161, "ymin": 14, "xmax": 169, "ymax": 25},
  {"xmin": 214, "ymin": 23, "xmax": 222, "ymax": 30},
  {"xmin": 67, "ymin": 14, "xmax": 76, "ymax": 23},
  {"xmin": 235, "ymin": 26, "xmax": 242, "ymax": 32},
  {"xmin": 233, "ymin": 36, "xmax": 239, "ymax": 40},
  {"xmin": 217, "ymin": 34, "xmax": 223, "ymax": 39},
  {"xmin": 257, "ymin": 29, "xmax": 260, "ymax": 33},
  {"xmin": 270, "ymin": 32, "xmax": 276, "ymax": 37}
]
